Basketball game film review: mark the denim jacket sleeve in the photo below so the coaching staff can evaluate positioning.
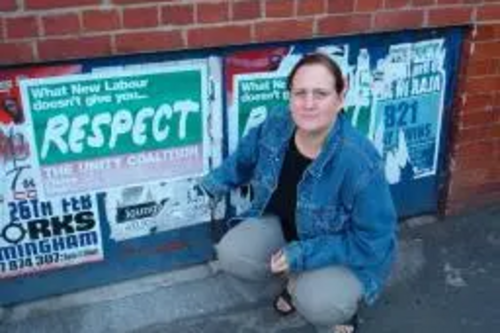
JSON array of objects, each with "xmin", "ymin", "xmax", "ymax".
[
  {"xmin": 284, "ymin": 164, "xmax": 397, "ymax": 272},
  {"xmin": 200, "ymin": 124, "xmax": 262, "ymax": 200}
]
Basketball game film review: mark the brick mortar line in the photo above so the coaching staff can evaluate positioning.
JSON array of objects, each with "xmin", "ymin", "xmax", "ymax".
[
  {"xmin": 3, "ymin": 2, "xmax": 493, "ymax": 16},
  {"xmin": 4, "ymin": 4, "xmax": 114, "ymax": 16},
  {"xmin": 7, "ymin": 19, "xmax": 498, "ymax": 45}
]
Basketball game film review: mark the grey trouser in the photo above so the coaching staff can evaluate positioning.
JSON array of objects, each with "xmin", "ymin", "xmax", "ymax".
[{"xmin": 215, "ymin": 215, "xmax": 363, "ymax": 329}]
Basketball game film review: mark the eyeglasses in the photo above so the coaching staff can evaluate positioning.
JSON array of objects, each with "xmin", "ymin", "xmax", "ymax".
[{"xmin": 290, "ymin": 88, "xmax": 335, "ymax": 101}]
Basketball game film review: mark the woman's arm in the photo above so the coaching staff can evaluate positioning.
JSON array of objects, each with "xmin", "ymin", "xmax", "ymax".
[{"xmin": 200, "ymin": 123, "xmax": 263, "ymax": 200}]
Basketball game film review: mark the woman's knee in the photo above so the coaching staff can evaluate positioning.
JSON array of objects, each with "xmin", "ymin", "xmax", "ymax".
[
  {"xmin": 215, "ymin": 216, "xmax": 285, "ymax": 281},
  {"xmin": 293, "ymin": 295, "xmax": 358, "ymax": 327},
  {"xmin": 290, "ymin": 266, "xmax": 362, "ymax": 327},
  {"xmin": 215, "ymin": 234, "xmax": 267, "ymax": 280}
]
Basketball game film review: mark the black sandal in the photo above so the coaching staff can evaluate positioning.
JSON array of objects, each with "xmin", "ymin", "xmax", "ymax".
[
  {"xmin": 273, "ymin": 288, "xmax": 296, "ymax": 316},
  {"xmin": 333, "ymin": 313, "xmax": 359, "ymax": 333}
]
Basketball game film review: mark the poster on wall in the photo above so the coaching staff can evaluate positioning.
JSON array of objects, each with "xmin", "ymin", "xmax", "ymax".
[
  {"xmin": 371, "ymin": 40, "xmax": 446, "ymax": 183},
  {"xmin": 18, "ymin": 64, "xmax": 210, "ymax": 198},
  {"xmin": 105, "ymin": 177, "xmax": 217, "ymax": 241},
  {"xmin": 0, "ymin": 194, "xmax": 104, "ymax": 279}
]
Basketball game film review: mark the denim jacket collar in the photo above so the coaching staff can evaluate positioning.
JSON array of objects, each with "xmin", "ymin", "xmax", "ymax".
[
  {"xmin": 260, "ymin": 110, "xmax": 294, "ymax": 155},
  {"xmin": 307, "ymin": 113, "xmax": 344, "ymax": 179}
]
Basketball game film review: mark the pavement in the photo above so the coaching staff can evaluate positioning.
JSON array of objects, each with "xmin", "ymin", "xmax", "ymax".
[{"xmin": 1, "ymin": 204, "xmax": 499, "ymax": 333}]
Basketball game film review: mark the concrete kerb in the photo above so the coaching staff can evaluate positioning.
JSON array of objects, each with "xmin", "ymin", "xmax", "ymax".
[{"xmin": 0, "ymin": 264, "xmax": 215, "ymax": 325}]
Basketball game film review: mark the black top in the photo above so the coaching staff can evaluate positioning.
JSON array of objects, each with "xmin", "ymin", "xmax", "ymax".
[{"xmin": 264, "ymin": 136, "xmax": 312, "ymax": 242}]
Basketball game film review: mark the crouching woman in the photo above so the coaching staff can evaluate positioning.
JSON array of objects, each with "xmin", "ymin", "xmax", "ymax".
[{"xmin": 200, "ymin": 52, "xmax": 397, "ymax": 333}]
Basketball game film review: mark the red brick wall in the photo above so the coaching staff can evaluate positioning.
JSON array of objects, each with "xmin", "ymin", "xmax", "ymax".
[{"xmin": 0, "ymin": 0, "xmax": 499, "ymax": 215}]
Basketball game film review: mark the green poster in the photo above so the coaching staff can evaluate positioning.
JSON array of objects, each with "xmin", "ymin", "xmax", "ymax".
[
  {"xmin": 234, "ymin": 74, "xmax": 289, "ymax": 141},
  {"xmin": 24, "ymin": 68, "xmax": 203, "ymax": 165},
  {"xmin": 20, "ymin": 64, "xmax": 208, "ymax": 197}
]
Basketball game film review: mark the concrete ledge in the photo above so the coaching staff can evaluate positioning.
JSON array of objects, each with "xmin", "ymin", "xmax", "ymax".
[{"xmin": 1, "ymin": 264, "xmax": 214, "ymax": 325}]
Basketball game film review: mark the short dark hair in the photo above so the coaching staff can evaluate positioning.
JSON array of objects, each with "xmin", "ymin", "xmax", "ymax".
[{"xmin": 286, "ymin": 52, "xmax": 345, "ymax": 94}]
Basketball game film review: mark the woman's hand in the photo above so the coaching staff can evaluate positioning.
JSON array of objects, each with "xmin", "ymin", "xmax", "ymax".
[{"xmin": 270, "ymin": 249, "xmax": 289, "ymax": 274}]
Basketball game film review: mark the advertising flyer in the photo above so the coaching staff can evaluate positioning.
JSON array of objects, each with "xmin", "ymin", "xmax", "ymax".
[
  {"xmin": 105, "ymin": 177, "xmax": 219, "ymax": 241},
  {"xmin": 371, "ymin": 40, "xmax": 446, "ymax": 182},
  {"xmin": 0, "ymin": 194, "xmax": 104, "ymax": 279},
  {"xmin": 19, "ymin": 65, "xmax": 210, "ymax": 197},
  {"xmin": 231, "ymin": 73, "xmax": 289, "ymax": 152}
]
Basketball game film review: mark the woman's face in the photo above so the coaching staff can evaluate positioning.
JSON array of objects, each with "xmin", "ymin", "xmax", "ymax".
[{"xmin": 289, "ymin": 63, "xmax": 344, "ymax": 136}]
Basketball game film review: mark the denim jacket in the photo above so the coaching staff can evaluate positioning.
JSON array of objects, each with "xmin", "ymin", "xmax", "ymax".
[{"xmin": 201, "ymin": 109, "xmax": 397, "ymax": 304}]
